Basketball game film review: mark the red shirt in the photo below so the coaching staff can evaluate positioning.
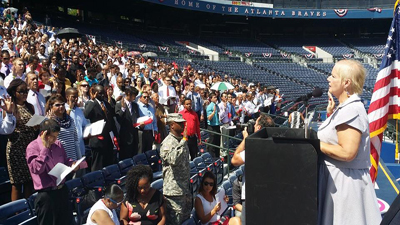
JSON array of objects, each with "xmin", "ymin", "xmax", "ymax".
[{"xmin": 180, "ymin": 108, "xmax": 201, "ymax": 141}]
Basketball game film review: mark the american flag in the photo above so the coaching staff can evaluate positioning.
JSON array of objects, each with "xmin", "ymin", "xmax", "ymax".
[{"xmin": 368, "ymin": 3, "xmax": 400, "ymax": 183}]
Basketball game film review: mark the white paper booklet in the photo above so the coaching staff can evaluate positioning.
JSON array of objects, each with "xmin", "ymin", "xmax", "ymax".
[
  {"xmin": 159, "ymin": 96, "xmax": 176, "ymax": 105},
  {"xmin": 26, "ymin": 114, "xmax": 46, "ymax": 127},
  {"xmin": 83, "ymin": 119, "xmax": 106, "ymax": 138},
  {"xmin": 216, "ymin": 188, "xmax": 228, "ymax": 215},
  {"xmin": 48, "ymin": 157, "xmax": 86, "ymax": 185}
]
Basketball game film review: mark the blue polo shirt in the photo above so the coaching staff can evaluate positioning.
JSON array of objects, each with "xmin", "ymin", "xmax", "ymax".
[
  {"xmin": 84, "ymin": 76, "xmax": 99, "ymax": 86},
  {"xmin": 207, "ymin": 102, "xmax": 220, "ymax": 126}
]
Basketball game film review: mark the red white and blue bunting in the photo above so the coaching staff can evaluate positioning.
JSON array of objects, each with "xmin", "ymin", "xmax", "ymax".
[
  {"xmin": 138, "ymin": 44, "xmax": 147, "ymax": 50},
  {"xmin": 281, "ymin": 52, "xmax": 290, "ymax": 58},
  {"xmin": 373, "ymin": 54, "xmax": 384, "ymax": 59},
  {"xmin": 304, "ymin": 54, "xmax": 314, "ymax": 59},
  {"xmin": 158, "ymin": 46, "xmax": 169, "ymax": 53},
  {"xmin": 334, "ymin": 9, "xmax": 348, "ymax": 17},
  {"xmin": 262, "ymin": 53, "xmax": 272, "ymax": 58},
  {"xmin": 342, "ymin": 54, "xmax": 354, "ymax": 59},
  {"xmin": 244, "ymin": 53, "xmax": 252, "ymax": 57}
]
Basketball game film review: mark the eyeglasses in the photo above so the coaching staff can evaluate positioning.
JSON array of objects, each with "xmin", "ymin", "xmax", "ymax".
[
  {"xmin": 3, "ymin": 57, "xmax": 9, "ymax": 60},
  {"xmin": 165, "ymin": 79, "xmax": 171, "ymax": 82},
  {"xmin": 203, "ymin": 181, "xmax": 214, "ymax": 187},
  {"xmin": 80, "ymin": 84, "xmax": 89, "ymax": 87},
  {"xmin": 142, "ymin": 96, "xmax": 149, "ymax": 99},
  {"xmin": 106, "ymin": 196, "xmax": 123, "ymax": 206},
  {"xmin": 53, "ymin": 103, "xmax": 65, "ymax": 107},
  {"xmin": 17, "ymin": 90, "xmax": 28, "ymax": 94}
]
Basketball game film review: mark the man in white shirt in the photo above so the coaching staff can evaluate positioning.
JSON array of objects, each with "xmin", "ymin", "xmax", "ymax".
[
  {"xmin": 243, "ymin": 93, "xmax": 257, "ymax": 122},
  {"xmin": 112, "ymin": 76, "xmax": 124, "ymax": 102},
  {"xmin": 0, "ymin": 50, "xmax": 12, "ymax": 76},
  {"xmin": 158, "ymin": 76, "xmax": 177, "ymax": 113},
  {"xmin": 108, "ymin": 65, "xmax": 118, "ymax": 86},
  {"xmin": 26, "ymin": 72, "xmax": 45, "ymax": 116},
  {"xmin": 4, "ymin": 58, "xmax": 26, "ymax": 88}
]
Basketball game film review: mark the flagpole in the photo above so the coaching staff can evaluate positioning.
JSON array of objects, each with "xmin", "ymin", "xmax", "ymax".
[{"xmin": 396, "ymin": 120, "xmax": 399, "ymax": 163}]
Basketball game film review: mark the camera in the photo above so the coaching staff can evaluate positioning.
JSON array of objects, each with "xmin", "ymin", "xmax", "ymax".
[{"xmin": 236, "ymin": 119, "xmax": 256, "ymax": 134}]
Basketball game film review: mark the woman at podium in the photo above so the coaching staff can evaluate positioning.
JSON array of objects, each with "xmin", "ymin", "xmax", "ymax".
[{"xmin": 317, "ymin": 60, "xmax": 381, "ymax": 225}]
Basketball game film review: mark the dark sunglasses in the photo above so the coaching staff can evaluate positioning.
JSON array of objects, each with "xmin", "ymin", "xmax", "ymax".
[
  {"xmin": 142, "ymin": 96, "xmax": 149, "ymax": 99},
  {"xmin": 80, "ymin": 84, "xmax": 89, "ymax": 87},
  {"xmin": 53, "ymin": 103, "xmax": 65, "ymax": 107},
  {"xmin": 17, "ymin": 90, "xmax": 28, "ymax": 94},
  {"xmin": 107, "ymin": 196, "xmax": 123, "ymax": 206},
  {"xmin": 3, "ymin": 57, "xmax": 9, "ymax": 60},
  {"xmin": 203, "ymin": 181, "xmax": 214, "ymax": 187}
]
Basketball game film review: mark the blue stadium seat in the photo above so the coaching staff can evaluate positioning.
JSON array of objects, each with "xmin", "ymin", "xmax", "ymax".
[
  {"xmin": 229, "ymin": 175, "xmax": 237, "ymax": 185},
  {"xmin": 145, "ymin": 150, "xmax": 162, "ymax": 173},
  {"xmin": 189, "ymin": 161, "xmax": 198, "ymax": 178},
  {"xmin": 102, "ymin": 164, "xmax": 125, "ymax": 186},
  {"xmin": 201, "ymin": 153, "xmax": 223, "ymax": 185},
  {"xmin": 234, "ymin": 169, "xmax": 243, "ymax": 177},
  {"xmin": 133, "ymin": 153, "xmax": 163, "ymax": 180},
  {"xmin": 0, "ymin": 199, "xmax": 33, "ymax": 224},
  {"xmin": 133, "ymin": 153, "xmax": 149, "ymax": 165},
  {"xmin": 0, "ymin": 167, "xmax": 11, "ymax": 205},
  {"xmin": 181, "ymin": 217, "xmax": 197, "ymax": 225},
  {"xmin": 82, "ymin": 171, "xmax": 106, "ymax": 190},
  {"xmin": 118, "ymin": 158, "xmax": 135, "ymax": 176},
  {"xmin": 65, "ymin": 178, "xmax": 88, "ymax": 225},
  {"xmin": 27, "ymin": 192, "xmax": 38, "ymax": 215},
  {"xmin": 193, "ymin": 157, "xmax": 212, "ymax": 174},
  {"xmin": 222, "ymin": 181, "xmax": 234, "ymax": 206},
  {"xmin": 190, "ymin": 208, "xmax": 201, "ymax": 225},
  {"xmin": 19, "ymin": 216, "xmax": 38, "ymax": 225},
  {"xmin": 150, "ymin": 179, "xmax": 163, "ymax": 194}
]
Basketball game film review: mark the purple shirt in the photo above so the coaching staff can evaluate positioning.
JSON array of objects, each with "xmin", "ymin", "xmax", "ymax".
[{"xmin": 26, "ymin": 136, "xmax": 74, "ymax": 191}]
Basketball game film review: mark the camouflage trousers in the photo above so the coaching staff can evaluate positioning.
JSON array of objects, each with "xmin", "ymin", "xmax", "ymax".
[{"xmin": 164, "ymin": 194, "xmax": 192, "ymax": 225}]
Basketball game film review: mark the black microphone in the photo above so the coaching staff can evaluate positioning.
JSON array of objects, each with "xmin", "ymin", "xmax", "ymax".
[{"xmin": 295, "ymin": 87, "xmax": 323, "ymax": 102}]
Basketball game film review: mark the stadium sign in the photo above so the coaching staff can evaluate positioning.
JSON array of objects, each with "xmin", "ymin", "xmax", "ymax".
[{"xmin": 144, "ymin": 0, "xmax": 393, "ymax": 19}]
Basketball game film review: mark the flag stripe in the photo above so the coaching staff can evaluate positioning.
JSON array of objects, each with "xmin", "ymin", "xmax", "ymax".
[{"xmin": 367, "ymin": 5, "xmax": 399, "ymax": 183}]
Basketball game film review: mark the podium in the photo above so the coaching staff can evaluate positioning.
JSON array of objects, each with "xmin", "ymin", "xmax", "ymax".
[{"xmin": 245, "ymin": 127, "xmax": 320, "ymax": 225}]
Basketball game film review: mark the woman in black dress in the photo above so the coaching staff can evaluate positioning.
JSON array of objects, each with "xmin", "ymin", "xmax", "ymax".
[
  {"xmin": 6, "ymin": 79, "xmax": 37, "ymax": 201},
  {"xmin": 120, "ymin": 165, "xmax": 166, "ymax": 225}
]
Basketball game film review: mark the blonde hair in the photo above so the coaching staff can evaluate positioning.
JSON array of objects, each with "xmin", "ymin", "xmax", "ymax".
[{"xmin": 335, "ymin": 60, "xmax": 366, "ymax": 95}]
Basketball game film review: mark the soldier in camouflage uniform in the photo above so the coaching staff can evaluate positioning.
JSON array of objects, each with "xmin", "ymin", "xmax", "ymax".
[{"xmin": 160, "ymin": 113, "xmax": 192, "ymax": 225}]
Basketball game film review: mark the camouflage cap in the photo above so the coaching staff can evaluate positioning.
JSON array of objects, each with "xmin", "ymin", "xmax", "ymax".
[{"xmin": 167, "ymin": 113, "xmax": 186, "ymax": 123}]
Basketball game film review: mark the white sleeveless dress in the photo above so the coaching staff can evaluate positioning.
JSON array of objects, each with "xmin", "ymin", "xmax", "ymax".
[{"xmin": 86, "ymin": 199, "xmax": 119, "ymax": 225}]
